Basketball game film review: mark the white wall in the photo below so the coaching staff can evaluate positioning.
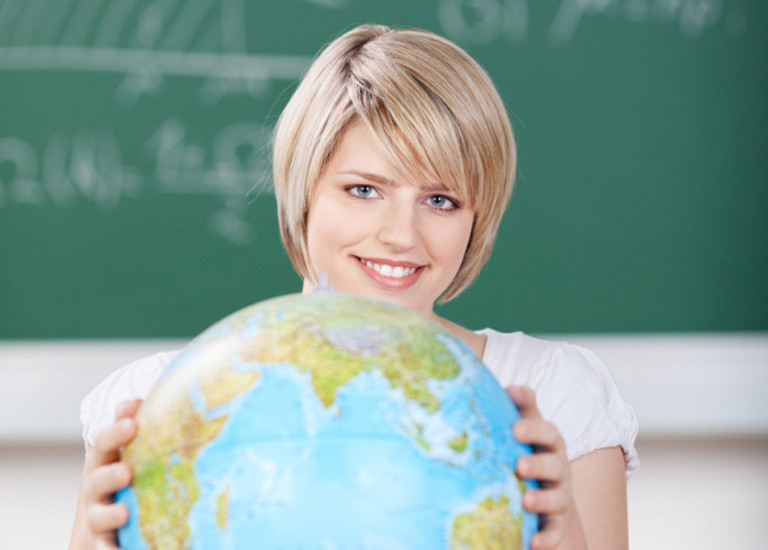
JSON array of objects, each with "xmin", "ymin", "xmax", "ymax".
[
  {"xmin": 0, "ymin": 444, "xmax": 83, "ymax": 550},
  {"xmin": 628, "ymin": 437, "xmax": 768, "ymax": 549}
]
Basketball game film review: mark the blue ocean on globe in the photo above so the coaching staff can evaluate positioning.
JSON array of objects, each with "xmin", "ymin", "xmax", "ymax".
[{"xmin": 117, "ymin": 293, "xmax": 538, "ymax": 549}]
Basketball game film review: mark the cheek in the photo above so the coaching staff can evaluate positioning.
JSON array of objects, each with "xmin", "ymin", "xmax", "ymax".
[
  {"xmin": 306, "ymin": 202, "xmax": 334, "ymax": 258},
  {"xmin": 429, "ymin": 216, "xmax": 474, "ymax": 266},
  {"xmin": 306, "ymin": 195, "xmax": 364, "ymax": 258}
]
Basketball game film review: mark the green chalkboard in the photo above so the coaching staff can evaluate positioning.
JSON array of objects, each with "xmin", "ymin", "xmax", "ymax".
[{"xmin": 1, "ymin": 0, "xmax": 766, "ymax": 339}]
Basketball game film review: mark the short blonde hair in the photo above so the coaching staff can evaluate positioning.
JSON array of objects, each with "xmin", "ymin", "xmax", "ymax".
[{"xmin": 272, "ymin": 24, "xmax": 515, "ymax": 303}]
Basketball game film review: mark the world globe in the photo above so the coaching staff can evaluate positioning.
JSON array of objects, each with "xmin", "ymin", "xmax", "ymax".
[{"xmin": 116, "ymin": 292, "xmax": 538, "ymax": 549}]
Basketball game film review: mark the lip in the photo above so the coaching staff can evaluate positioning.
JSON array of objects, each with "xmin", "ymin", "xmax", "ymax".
[{"xmin": 354, "ymin": 256, "xmax": 425, "ymax": 290}]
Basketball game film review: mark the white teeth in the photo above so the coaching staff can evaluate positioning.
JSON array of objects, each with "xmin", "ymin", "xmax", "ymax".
[{"xmin": 362, "ymin": 259, "xmax": 416, "ymax": 278}]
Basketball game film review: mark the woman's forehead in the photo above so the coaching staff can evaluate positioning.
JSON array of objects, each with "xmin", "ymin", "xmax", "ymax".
[
  {"xmin": 335, "ymin": 169, "xmax": 452, "ymax": 192},
  {"xmin": 333, "ymin": 117, "xmax": 470, "ymax": 200}
]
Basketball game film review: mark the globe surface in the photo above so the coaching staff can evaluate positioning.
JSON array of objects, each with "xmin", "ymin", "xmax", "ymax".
[{"xmin": 117, "ymin": 292, "xmax": 538, "ymax": 549}]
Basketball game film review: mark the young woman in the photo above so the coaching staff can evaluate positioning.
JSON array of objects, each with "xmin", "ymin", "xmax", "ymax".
[{"xmin": 69, "ymin": 24, "xmax": 638, "ymax": 550}]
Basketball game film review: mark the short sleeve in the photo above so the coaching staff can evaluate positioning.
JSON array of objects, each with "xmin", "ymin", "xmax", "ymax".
[
  {"xmin": 80, "ymin": 351, "xmax": 180, "ymax": 449},
  {"xmin": 532, "ymin": 343, "xmax": 640, "ymax": 478}
]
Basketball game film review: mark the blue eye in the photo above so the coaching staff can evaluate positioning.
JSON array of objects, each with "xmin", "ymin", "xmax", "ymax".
[
  {"xmin": 349, "ymin": 185, "xmax": 376, "ymax": 198},
  {"xmin": 428, "ymin": 195, "xmax": 456, "ymax": 210}
]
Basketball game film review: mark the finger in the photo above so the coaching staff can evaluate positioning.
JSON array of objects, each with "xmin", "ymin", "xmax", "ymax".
[
  {"xmin": 507, "ymin": 385, "xmax": 541, "ymax": 418},
  {"xmin": 87, "ymin": 501, "xmax": 130, "ymax": 534},
  {"xmin": 94, "ymin": 541, "xmax": 121, "ymax": 550},
  {"xmin": 523, "ymin": 487, "xmax": 570, "ymax": 515},
  {"xmin": 86, "ymin": 462, "xmax": 132, "ymax": 503},
  {"xmin": 115, "ymin": 399, "xmax": 142, "ymax": 421},
  {"xmin": 513, "ymin": 418, "xmax": 563, "ymax": 451},
  {"xmin": 531, "ymin": 515, "xmax": 566, "ymax": 550},
  {"xmin": 517, "ymin": 453, "xmax": 567, "ymax": 483},
  {"xmin": 91, "ymin": 418, "xmax": 137, "ymax": 465}
]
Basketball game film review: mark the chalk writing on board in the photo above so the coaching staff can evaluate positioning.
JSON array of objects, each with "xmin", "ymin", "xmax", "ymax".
[
  {"xmin": 0, "ymin": 0, "xmax": 314, "ymax": 104},
  {"xmin": 550, "ymin": 0, "xmax": 747, "ymax": 43},
  {"xmin": 439, "ymin": 0, "xmax": 528, "ymax": 44},
  {"xmin": 0, "ymin": 120, "xmax": 272, "ymax": 245},
  {"xmin": 304, "ymin": 0, "xmax": 349, "ymax": 7},
  {"xmin": 439, "ymin": 0, "xmax": 747, "ymax": 45},
  {"xmin": 0, "ymin": 0, "xmax": 315, "ymax": 244}
]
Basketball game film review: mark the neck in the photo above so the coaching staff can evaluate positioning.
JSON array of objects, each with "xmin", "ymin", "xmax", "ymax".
[{"xmin": 429, "ymin": 313, "xmax": 487, "ymax": 360}]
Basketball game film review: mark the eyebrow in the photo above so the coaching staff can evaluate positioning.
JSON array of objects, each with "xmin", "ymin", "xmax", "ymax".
[{"xmin": 337, "ymin": 170, "xmax": 451, "ymax": 194}]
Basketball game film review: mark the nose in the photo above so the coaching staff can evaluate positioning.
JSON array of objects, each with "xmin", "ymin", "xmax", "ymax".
[{"xmin": 376, "ymin": 202, "xmax": 418, "ymax": 251}]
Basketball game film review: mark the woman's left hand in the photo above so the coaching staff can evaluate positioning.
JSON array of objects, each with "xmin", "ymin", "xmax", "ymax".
[{"xmin": 507, "ymin": 385, "xmax": 587, "ymax": 550}]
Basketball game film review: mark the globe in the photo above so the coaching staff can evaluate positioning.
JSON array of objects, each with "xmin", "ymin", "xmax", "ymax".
[{"xmin": 116, "ymin": 292, "xmax": 538, "ymax": 549}]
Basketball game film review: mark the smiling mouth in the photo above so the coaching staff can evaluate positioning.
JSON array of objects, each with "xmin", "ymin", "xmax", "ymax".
[
  {"xmin": 354, "ymin": 256, "xmax": 424, "ymax": 288},
  {"xmin": 359, "ymin": 259, "xmax": 418, "ymax": 278}
]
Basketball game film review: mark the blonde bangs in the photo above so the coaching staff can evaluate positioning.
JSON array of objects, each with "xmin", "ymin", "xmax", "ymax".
[{"xmin": 346, "ymin": 38, "xmax": 474, "ymax": 205}]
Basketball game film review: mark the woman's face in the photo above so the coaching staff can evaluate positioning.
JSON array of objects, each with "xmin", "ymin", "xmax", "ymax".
[{"xmin": 303, "ymin": 121, "xmax": 474, "ymax": 319}]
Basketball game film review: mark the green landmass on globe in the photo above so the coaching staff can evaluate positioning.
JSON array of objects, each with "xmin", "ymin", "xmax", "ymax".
[{"xmin": 117, "ymin": 292, "xmax": 538, "ymax": 549}]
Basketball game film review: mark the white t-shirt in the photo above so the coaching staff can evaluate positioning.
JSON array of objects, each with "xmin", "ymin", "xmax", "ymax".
[
  {"xmin": 81, "ymin": 329, "xmax": 639, "ymax": 476},
  {"xmin": 477, "ymin": 329, "xmax": 638, "ymax": 476}
]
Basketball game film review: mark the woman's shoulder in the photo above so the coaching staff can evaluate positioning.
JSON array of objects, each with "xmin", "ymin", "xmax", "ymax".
[
  {"xmin": 476, "ymin": 328, "xmax": 639, "ymax": 475},
  {"xmin": 79, "ymin": 350, "xmax": 182, "ymax": 448},
  {"xmin": 477, "ymin": 328, "xmax": 602, "ymax": 386}
]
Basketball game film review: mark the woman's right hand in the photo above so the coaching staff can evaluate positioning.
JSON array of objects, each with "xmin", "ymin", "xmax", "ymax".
[{"xmin": 68, "ymin": 399, "xmax": 141, "ymax": 550}]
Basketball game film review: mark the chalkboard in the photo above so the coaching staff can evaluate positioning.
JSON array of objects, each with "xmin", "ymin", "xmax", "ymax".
[{"xmin": 1, "ymin": 0, "xmax": 766, "ymax": 339}]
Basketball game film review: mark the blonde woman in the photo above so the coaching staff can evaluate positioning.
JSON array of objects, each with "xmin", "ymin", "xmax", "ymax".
[{"xmin": 70, "ymin": 25, "xmax": 637, "ymax": 550}]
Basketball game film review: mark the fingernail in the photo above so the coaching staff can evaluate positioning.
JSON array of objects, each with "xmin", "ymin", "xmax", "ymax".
[
  {"xmin": 514, "ymin": 422, "xmax": 528, "ymax": 439},
  {"xmin": 523, "ymin": 490, "xmax": 536, "ymax": 509},
  {"xmin": 118, "ymin": 418, "xmax": 134, "ymax": 435},
  {"xmin": 517, "ymin": 456, "xmax": 530, "ymax": 476},
  {"xmin": 115, "ymin": 464, "xmax": 130, "ymax": 484}
]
